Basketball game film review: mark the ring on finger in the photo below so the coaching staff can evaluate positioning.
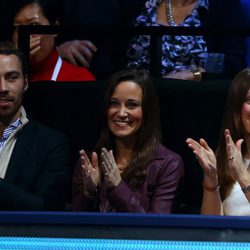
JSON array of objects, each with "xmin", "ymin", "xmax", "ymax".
[{"xmin": 229, "ymin": 156, "xmax": 234, "ymax": 161}]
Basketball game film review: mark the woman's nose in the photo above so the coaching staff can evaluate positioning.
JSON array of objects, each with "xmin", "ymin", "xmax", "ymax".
[{"xmin": 117, "ymin": 106, "xmax": 128, "ymax": 117}]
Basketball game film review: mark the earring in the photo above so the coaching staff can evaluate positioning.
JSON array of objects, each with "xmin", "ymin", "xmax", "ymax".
[{"xmin": 23, "ymin": 85, "xmax": 28, "ymax": 92}]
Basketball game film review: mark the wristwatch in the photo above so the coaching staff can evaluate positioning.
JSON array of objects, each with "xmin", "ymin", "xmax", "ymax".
[{"xmin": 191, "ymin": 68, "xmax": 202, "ymax": 81}]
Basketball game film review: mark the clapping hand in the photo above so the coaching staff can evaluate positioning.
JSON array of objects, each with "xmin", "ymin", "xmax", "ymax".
[
  {"xmin": 79, "ymin": 150, "xmax": 100, "ymax": 197},
  {"xmin": 101, "ymin": 148, "xmax": 121, "ymax": 190},
  {"xmin": 224, "ymin": 129, "xmax": 246, "ymax": 182},
  {"xmin": 186, "ymin": 137, "xmax": 218, "ymax": 187}
]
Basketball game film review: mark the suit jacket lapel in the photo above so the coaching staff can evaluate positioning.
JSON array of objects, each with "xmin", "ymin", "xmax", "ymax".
[{"xmin": 5, "ymin": 121, "xmax": 35, "ymax": 181}]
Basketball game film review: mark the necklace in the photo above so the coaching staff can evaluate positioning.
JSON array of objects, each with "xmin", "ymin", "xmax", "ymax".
[{"xmin": 166, "ymin": 0, "xmax": 177, "ymax": 26}]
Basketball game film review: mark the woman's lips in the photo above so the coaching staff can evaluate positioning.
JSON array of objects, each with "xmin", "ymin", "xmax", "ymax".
[{"xmin": 114, "ymin": 120, "xmax": 132, "ymax": 127}]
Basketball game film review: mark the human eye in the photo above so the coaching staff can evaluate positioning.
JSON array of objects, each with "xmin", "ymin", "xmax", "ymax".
[
  {"xmin": 126, "ymin": 100, "xmax": 140, "ymax": 109},
  {"xmin": 109, "ymin": 99, "xmax": 119, "ymax": 107},
  {"xmin": 6, "ymin": 72, "xmax": 21, "ymax": 82}
]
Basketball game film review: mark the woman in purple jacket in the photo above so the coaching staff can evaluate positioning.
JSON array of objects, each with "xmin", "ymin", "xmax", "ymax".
[{"xmin": 72, "ymin": 69, "xmax": 184, "ymax": 213}]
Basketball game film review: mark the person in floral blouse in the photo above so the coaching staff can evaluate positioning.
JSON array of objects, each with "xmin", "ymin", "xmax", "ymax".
[{"xmin": 127, "ymin": 0, "xmax": 246, "ymax": 81}]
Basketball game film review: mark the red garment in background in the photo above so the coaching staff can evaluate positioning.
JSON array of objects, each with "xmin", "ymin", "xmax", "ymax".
[{"xmin": 30, "ymin": 50, "xmax": 95, "ymax": 82}]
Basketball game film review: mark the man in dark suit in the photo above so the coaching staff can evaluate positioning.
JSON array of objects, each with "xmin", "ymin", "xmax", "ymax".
[{"xmin": 0, "ymin": 42, "xmax": 71, "ymax": 210}]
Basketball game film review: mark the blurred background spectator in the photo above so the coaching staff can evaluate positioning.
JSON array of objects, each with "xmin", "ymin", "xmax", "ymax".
[
  {"xmin": 127, "ymin": 0, "xmax": 247, "ymax": 80},
  {"xmin": 58, "ymin": 0, "xmax": 145, "ymax": 79},
  {"xmin": 11, "ymin": 0, "xmax": 95, "ymax": 82}
]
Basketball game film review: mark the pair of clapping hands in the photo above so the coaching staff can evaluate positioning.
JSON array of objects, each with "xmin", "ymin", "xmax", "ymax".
[
  {"xmin": 186, "ymin": 129, "xmax": 249, "ymax": 188},
  {"xmin": 80, "ymin": 148, "xmax": 121, "ymax": 197}
]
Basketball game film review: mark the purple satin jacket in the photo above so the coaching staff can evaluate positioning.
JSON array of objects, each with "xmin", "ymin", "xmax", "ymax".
[{"xmin": 72, "ymin": 144, "xmax": 184, "ymax": 213}]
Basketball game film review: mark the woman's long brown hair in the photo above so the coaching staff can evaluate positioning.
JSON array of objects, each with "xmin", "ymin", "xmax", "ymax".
[
  {"xmin": 96, "ymin": 69, "xmax": 161, "ymax": 188},
  {"xmin": 216, "ymin": 68, "xmax": 250, "ymax": 200}
]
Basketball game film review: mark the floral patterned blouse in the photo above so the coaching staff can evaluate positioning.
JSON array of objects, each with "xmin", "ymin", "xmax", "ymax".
[{"xmin": 127, "ymin": 0, "xmax": 209, "ymax": 75}]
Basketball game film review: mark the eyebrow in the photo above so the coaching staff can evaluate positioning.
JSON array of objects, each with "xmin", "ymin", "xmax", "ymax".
[
  {"xmin": 14, "ymin": 15, "xmax": 40, "ymax": 25},
  {"xmin": 5, "ymin": 71, "xmax": 22, "ymax": 76},
  {"xmin": 110, "ymin": 97, "xmax": 141, "ymax": 103},
  {"xmin": 127, "ymin": 99, "xmax": 141, "ymax": 103}
]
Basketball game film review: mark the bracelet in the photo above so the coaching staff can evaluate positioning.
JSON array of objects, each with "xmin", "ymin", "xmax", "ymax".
[
  {"xmin": 191, "ymin": 68, "xmax": 202, "ymax": 81},
  {"xmin": 203, "ymin": 183, "xmax": 220, "ymax": 192},
  {"xmin": 241, "ymin": 184, "xmax": 250, "ymax": 194}
]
